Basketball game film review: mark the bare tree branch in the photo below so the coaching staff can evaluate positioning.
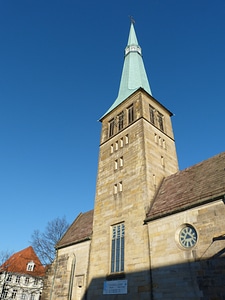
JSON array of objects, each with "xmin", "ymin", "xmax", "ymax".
[
  {"xmin": 30, "ymin": 216, "xmax": 69, "ymax": 265},
  {"xmin": 0, "ymin": 250, "xmax": 13, "ymax": 266}
]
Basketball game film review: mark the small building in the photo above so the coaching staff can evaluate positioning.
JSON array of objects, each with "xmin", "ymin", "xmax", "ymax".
[{"xmin": 0, "ymin": 246, "xmax": 45, "ymax": 300}]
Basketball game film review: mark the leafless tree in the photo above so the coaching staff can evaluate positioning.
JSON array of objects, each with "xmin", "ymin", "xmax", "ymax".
[
  {"xmin": 0, "ymin": 250, "xmax": 13, "ymax": 266},
  {"xmin": 30, "ymin": 216, "xmax": 69, "ymax": 265}
]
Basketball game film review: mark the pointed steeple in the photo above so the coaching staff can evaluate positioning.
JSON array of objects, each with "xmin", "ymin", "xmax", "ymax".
[{"xmin": 103, "ymin": 22, "xmax": 152, "ymax": 117}]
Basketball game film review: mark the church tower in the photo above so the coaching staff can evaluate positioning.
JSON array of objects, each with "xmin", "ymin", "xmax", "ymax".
[{"xmin": 87, "ymin": 22, "xmax": 179, "ymax": 299}]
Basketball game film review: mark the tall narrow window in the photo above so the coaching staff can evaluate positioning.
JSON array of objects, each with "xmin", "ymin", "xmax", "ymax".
[
  {"xmin": 125, "ymin": 134, "xmax": 129, "ymax": 144},
  {"xmin": 30, "ymin": 294, "xmax": 35, "ymax": 300},
  {"xmin": 1, "ymin": 288, "xmax": 9, "ymax": 299},
  {"xmin": 119, "ymin": 181, "xmax": 123, "ymax": 192},
  {"xmin": 12, "ymin": 290, "xmax": 17, "ymax": 299},
  {"xmin": 127, "ymin": 104, "xmax": 134, "ymax": 124},
  {"xmin": 159, "ymin": 136, "xmax": 162, "ymax": 146},
  {"xmin": 118, "ymin": 112, "xmax": 124, "ymax": 131},
  {"xmin": 120, "ymin": 137, "xmax": 124, "ymax": 148},
  {"xmin": 114, "ymin": 160, "xmax": 118, "ymax": 170},
  {"xmin": 114, "ymin": 184, "xmax": 118, "ymax": 194},
  {"xmin": 68, "ymin": 255, "xmax": 76, "ymax": 300},
  {"xmin": 111, "ymin": 223, "xmax": 125, "ymax": 273},
  {"xmin": 149, "ymin": 105, "xmax": 155, "ymax": 124},
  {"xmin": 158, "ymin": 112, "xmax": 164, "ymax": 132},
  {"xmin": 109, "ymin": 119, "xmax": 115, "ymax": 137},
  {"xmin": 153, "ymin": 174, "xmax": 156, "ymax": 185},
  {"xmin": 119, "ymin": 157, "xmax": 123, "ymax": 167}
]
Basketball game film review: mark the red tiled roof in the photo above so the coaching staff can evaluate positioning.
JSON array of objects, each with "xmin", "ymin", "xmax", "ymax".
[
  {"xmin": 0, "ymin": 246, "xmax": 45, "ymax": 276},
  {"xmin": 56, "ymin": 210, "xmax": 93, "ymax": 249},
  {"xmin": 146, "ymin": 152, "xmax": 225, "ymax": 221}
]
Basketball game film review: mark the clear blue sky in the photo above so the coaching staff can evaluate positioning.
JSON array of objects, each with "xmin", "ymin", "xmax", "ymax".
[{"xmin": 0, "ymin": 0, "xmax": 225, "ymax": 254}]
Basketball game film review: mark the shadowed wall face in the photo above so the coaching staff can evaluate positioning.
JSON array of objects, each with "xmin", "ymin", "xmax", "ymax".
[{"xmin": 148, "ymin": 199, "xmax": 225, "ymax": 300}]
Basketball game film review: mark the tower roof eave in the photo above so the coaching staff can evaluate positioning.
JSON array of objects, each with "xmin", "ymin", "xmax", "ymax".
[{"xmin": 99, "ymin": 88, "xmax": 173, "ymax": 122}]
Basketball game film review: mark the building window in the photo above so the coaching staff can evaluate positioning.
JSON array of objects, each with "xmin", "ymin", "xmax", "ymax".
[
  {"xmin": 27, "ymin": 261, "xmax": 35, "ymax": 271},
  {"xmin": 6, "ymin": 274, "xmax": 12, "ymax": 282},
  {"xmin": 125, "ymin": 134, "xmax": 129, "ymax": 144},
  {"xmin": 21, "ymin": 293, "xmax": 26, "ymax": 300},
  {"xmin": 114, "ymin": 184, "xmax": 118, "ymax": 194},
  {"xmin": 149, "ymin": 105, "xmax": 155, "ymax": 124},
  {"xmin": 158, "ymin": 112, "xmax": 164, "ymax": 131},
  {"xmin": 149, "ymin": 105, "xmax": 164, "ymax": 132},
  {"xmin": 25, "ymin": 277, "xmax": 29, "ymax": 285},
  {"xmin": 115, "ymin": 141, "xmax": 118, "ymax": 151},
  {"xmin": 115, "ymin": 158, "xmax": 123, "ymax": 171},
  {"xmin": 153, "ymin": 174, "xmax": 156, "ymax": 185},
  {"xmin": 119, "ymin": 181, "xmax": 123, "ymax": 192},
  {"xmin": 117, "ymin": 112, "xmax": 124, "ymax": 131},
  {"xmin": 30, "ymin": 294, "xmax": 35, "ymax": 300},
  {"xmin": 109, "ymin": 119, "xmax": 115, "ymax": 137},
  {"xmin": 120, "ymin": 137, "xmax": 123, "ymax": 148},
  {"xmin": 34, "ymin": 278, "xmax": 39, "ymax": 285},
  {"xmin": 159, "ymin": 136, "xmax": 162, "ymax": 146},
  {"xmin": 111, "ymin": 223, "xmax": 125, "ymax": 273},
  {"xmin": 16, "ymin": 275, "xmax": 20, "ymax": 283},
  {"xmin": 110, "ymin": 144, "xmax": 114, "ymax": 153},
  {"xmin": 119, "ymin": 156, "xmax": 123, "ymax": 167},
  {"xmin": 12, "ymin": 289, "xmax": 17, "ymax": 299},
  {"xmin": 1, "ymin": 288, "xmax": 9, "ymax": 299},
  {"xmin": 127, "ymin": 104, "xmax": 134, "ymax": 124}
]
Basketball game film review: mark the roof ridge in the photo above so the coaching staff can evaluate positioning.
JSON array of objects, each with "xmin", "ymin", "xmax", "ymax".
[{"xmin": 56, "ymin": 210, "xmax": 94, "ymax": 249}]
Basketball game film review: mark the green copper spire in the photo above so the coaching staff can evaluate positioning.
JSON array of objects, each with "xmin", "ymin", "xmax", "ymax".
[{"xmin": 103, "ymin": 22, "xmax": 152, "ymax": 117}]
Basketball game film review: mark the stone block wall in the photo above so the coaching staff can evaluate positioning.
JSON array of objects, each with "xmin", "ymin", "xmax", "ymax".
[
  {"xmin": 42, "ymin": 241, "xmax": 91, "ymax": 300},
  {"xmin": 148, "ymin": 199, "xmax": 225, "ymax": 300}
]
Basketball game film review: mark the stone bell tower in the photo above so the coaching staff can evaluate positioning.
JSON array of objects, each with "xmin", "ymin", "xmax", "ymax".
[{"xmin": 87, "ymin": 22, "xmax": 179, "ymax": 299}]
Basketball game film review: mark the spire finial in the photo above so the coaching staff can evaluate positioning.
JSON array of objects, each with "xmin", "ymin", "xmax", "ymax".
[{"xmin": 129, "ymin": 15, "xmax": 135, "ymax": 24}]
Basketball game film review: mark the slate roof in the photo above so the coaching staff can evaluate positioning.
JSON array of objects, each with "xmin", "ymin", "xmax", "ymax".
[
  {"xmin": 0, "ymin": 246, "xmax": 45, "ymax": 276},
  {"xmin": 146, "ymin": 152, "xmax": 225, "ymax": 222},
  {"xmin": 56, "ymin": 210, "xmax": 93, "ymax": 249}
]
